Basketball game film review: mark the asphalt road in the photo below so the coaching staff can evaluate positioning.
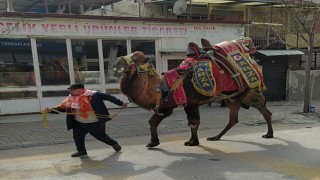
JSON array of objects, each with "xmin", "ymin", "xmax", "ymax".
[
  {"xmin": 0, "ymin": 123, "xmax": 320, "ymax": 180},
  {"xmin": 0, "ymin": 101, "xmax": 320, "ymax": 179}
]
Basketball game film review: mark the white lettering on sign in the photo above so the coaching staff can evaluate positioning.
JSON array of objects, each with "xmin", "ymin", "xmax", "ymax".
[{"xmin": 0, "ymin": 41, "xmax": 31, "ymax": 47}]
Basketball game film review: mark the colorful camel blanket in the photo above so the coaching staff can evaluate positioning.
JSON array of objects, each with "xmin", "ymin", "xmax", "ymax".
[
  {"xmin": 191, "ymin": 61, "xmax": 217, "ymax": 96},
  {"xmin": 164, "ymin": 69, "xmax": 187, "ymax": 106},
  {"xmin": 215, "ymin": 41, "xmax": 261, "ymax": 89}
]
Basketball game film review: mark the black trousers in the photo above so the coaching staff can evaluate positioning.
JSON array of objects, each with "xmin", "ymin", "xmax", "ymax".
[{"xmin": 72, "ymin": 120, "xmax": 117, "ymax": 151}]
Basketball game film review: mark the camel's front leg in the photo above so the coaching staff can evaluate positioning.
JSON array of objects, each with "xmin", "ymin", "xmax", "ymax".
[
  {"xmin": 184, "ymin": 106, "xmax": 200, "ymax": 146},
  {"xmin": 147, "ymin": 108, "xmax": 173, "ymax": 147}
]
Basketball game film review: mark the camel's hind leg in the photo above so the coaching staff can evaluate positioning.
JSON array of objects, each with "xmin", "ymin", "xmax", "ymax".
[
  {"xmin": 207, "ymin": 100, "xmax": 241, "ymax": 141},
  {"xmin": 184, "ymin": 105, "xmax": 200, "ymax": 146},
  {"xmin": 147, "ymin": 108, "xmax": 173, "ymax": 148},
  {"xmin": 259, "ymin": 106, "xmax": 273, "ymax": 138},
  {"xmin": 240, "ymin": 88, "xmax": 274, "ymax": 138}
]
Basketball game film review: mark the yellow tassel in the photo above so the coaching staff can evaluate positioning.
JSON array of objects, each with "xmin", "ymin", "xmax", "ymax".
[{"xmin": 42, "ymin": 107, "xmax": 49, "ymax": 128}]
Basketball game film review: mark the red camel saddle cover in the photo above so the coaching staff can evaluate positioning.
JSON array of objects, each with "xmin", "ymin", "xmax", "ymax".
[
  {"xmin": 191, "ymin": 59, "xmax": 239, "ymax": 96},
  {"xmin": 164, "ymin": 69, "xmax": 187, "ymax": 106},
  {"xmin": 214, "ymin": 41, "xmax": 261, "ymax": 89}
]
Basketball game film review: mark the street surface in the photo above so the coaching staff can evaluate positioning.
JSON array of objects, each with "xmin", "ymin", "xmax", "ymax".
[
  {"xmin": 0, "ymin": 101, "xmax": 319, "ymax": 179},
  {"xmin": 1, "ymin": 125, "xmax": 320, "ymax": 180}
]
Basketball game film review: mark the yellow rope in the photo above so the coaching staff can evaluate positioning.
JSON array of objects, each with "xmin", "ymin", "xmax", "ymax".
[
  {"xmin": 42, "ymin": 107, "xmax": 115, "ymax": 128},
  {"xmin": 42, "ymin": 108, "xmax": 49, "ymax": 128}
]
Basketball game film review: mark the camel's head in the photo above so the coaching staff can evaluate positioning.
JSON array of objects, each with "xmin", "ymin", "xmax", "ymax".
[
  {"xmin": 234, "ymin": 37, "xmax": 256, "ymax": 54},
  {"xmin": 113, "ymin": 51, "xmax": 150, "ymax": 73}
]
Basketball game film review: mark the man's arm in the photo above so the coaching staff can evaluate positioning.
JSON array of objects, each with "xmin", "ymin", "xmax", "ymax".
[
  {"xmin": 100, "ymin": 92, "xmax": 128, "ymax": 107},
  {"xmin": 46, "ymin": 107, "xmax": 68, "ymax": 114}
]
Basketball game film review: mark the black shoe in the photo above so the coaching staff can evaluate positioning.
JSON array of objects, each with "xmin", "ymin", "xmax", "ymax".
[
  {"xmin": 112, "ymin": 143, "xmax": 121, "ymax": 152},
  {"xmin": 71, "ymin": 151, "xmax": 87, "ymax": 157}
]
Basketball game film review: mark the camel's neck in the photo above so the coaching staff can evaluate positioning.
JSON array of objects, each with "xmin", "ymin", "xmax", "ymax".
[{"xmin": 120, "ymin": 70, "xmax": 161, "ymax": 110}]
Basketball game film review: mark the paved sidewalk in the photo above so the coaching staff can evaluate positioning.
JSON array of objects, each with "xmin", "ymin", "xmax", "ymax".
[{"xmin": 0, "ymin": 100, "xmax": 319, "ymax": 150}]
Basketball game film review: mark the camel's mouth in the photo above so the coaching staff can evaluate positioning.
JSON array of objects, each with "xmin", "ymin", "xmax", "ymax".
[
  {"xmin": 112, "ymin": 51, "xmax": 149, "ymax": 73},
  {"xmin": 113, "ymin": 67, "xmax": 125, "ymax": 73}
]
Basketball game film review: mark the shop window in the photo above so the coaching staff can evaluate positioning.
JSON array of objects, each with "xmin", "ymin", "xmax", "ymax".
[
  {"xmin": 131, "ymin": 40, "xmax": 156, "ymax": 68},
  {"xmin": 168, "ymin": 59, "xmax": 184, "ymax": 70},
  {"xmin": 102, "ymin": 40, "xmax": 127, "ymax": 84},
  {"xmin": 71, "ymin": 40, "xmax": 100, "ymax": 84},
  {"xmin": 42, "ymin": 90, "xmax": 69, "ymax": 97},
  {"xmin": 0, "ymin": 91, "xmax": 37, "ymax": 100},
  {"xmin": 0, "ymin": 38, "xmax": 35, "ymax": 87},
  {"xmin": 37, "ymin": 39, "xmax": 70, "ymax": 85}
]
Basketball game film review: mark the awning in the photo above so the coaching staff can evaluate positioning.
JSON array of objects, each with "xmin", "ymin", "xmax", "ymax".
[{"xmin": 257, "ymin": 50, "xmax": 305, "ymax": 56}]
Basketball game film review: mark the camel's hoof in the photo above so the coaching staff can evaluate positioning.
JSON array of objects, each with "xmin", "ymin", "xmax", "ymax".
[
  {"xmin": 184, "ymin": 140, "xmax": 199, "ymax": 146},
  {"xmin": 207, "ymin": 136, "xmax": 220, "ymax": 141},
  {"xmin": 146, "ymin": 141, "xmax": 160, "ymax": 147},
  {"xmin": 262, "ymin": 134, "xmax": 273, "ymax": 138}
]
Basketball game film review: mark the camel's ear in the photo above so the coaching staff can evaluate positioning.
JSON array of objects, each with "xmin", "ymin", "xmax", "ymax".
[{"xmin": 201, "ymin": 38, "xmax": 212, "ymax": 49}]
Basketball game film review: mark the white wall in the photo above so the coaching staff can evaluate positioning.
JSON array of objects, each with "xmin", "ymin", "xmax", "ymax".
[
  {"xmin": 0, "ymin": 99, "xmax": 40, "ymax": 114},
  {"xmin": 287, "ymin": 70, "xmax": 320, "ymax": 100}
]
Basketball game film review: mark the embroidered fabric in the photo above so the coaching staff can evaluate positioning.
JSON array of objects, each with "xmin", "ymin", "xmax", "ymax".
[
  {"xmin": 66, "ymin": 89, "xmax": 97, "ymax": 109},
  {"xmin": 58, "ymin": 89, "xmax": 97, "ymax": 118}
]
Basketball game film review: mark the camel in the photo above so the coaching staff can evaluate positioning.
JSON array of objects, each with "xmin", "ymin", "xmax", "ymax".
[{"xmin": 112, "ymin": 38, "xmax": 273, "ymax": 148}]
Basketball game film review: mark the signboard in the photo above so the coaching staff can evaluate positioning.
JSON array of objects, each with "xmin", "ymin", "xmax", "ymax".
[{"xmin": 0, "ymin": 19, "xmax": 244, "ymax": 40}]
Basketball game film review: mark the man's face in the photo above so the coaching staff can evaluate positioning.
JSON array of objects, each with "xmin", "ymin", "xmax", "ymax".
[{"xmin": 69, "ymin": 88, "xmax": 85, "ymax": 96}]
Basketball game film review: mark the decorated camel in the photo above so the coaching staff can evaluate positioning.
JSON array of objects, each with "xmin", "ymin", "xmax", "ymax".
[{"xmin": 112, "ymin": 37, "xmax": 273, "ymax": 147}]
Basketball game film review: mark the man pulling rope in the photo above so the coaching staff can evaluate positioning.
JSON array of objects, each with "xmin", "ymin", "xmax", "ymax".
[{"xmin": 44, "ymin": 83, "xmax": 128, "ymax": 157}]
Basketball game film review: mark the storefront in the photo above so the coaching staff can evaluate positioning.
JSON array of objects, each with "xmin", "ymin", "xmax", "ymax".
[{"xmin": 0, "ymin": 14, "xmax": 245, "ymax": 114}]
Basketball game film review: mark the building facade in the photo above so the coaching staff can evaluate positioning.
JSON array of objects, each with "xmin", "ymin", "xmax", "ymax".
[{"xmin": 0, "ymin": 13, "xmax": 245, "ymax": 114}]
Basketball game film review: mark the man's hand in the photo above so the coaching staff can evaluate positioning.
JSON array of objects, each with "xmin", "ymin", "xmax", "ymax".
[{"xmin": 122, "ymin": 103, "xmax": 128, "ymax": 108}]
